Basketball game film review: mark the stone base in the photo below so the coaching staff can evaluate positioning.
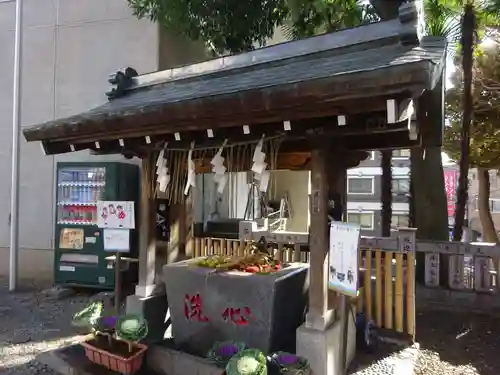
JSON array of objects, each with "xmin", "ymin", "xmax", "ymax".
[
  {"xmin": 126, "ymin": 293, "xmax": 169, "ymax": 344},
  {"xmin": 147, "ymin": 344, "xmax": 223, "ymax": 375},
  {"xmin": 297, "ymin": 314, "xmax": 356, "ymax": 375}
]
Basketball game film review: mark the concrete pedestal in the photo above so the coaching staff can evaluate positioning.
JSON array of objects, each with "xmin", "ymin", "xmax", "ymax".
[
  {"xmin": 126, "ymin": 292, "xmax": 169, "ymax": 344},
  {"xmin": 296, "ymin": 314, "xmax": 356, "ymax": 375}
]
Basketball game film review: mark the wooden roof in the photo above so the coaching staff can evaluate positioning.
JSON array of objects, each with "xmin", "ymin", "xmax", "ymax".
[{"xmin": 23, "ymin": 1, "xmax": 446, "ymax": 156}]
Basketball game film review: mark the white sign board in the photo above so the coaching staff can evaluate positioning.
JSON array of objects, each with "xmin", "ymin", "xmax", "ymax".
[
  {"xmin": 97, "ymin": 201, "xmax": 135, "ymax": 229},
  {"xmin": 103, "ymin": 229, "xmax": 130, "ymax": 252},
  {"xmin": 328, "ymin": 221, "xmax": 360, "ymax": 297}
]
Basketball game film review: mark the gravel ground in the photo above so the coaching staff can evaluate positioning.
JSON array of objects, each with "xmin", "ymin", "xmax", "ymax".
[
  {"xmin": 0, "ymin": 280, "xmax": 92, "ymax": 375},
  {"xmin": 414, "ymin": 309, "xmax": 500, "ymax": 375},
  {"xmin": 349, "ymin": 308, "xmax": 500, "ymax": 375}
]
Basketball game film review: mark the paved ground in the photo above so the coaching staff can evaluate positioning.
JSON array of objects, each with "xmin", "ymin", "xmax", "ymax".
[{"xmin": 0, "ymin": 279, "xmax": 499, "ymax": 375}]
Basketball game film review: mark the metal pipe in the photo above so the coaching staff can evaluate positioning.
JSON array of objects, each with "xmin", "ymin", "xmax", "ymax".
[{"xmin": 9, "ymin": 0, "xmax": 23, "ymax": 292}]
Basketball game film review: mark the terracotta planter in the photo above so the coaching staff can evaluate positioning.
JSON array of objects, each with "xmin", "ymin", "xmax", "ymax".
[{"xmin": 81, "ymin": 338, "xmax": 147, "ymax": 375}]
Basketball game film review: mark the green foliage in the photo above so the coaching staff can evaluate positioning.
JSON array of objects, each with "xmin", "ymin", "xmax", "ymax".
[
  {"xmin": 281, "ymin": 0, "xmax": 379, "ymax": 40},
  {"xmin": 444, "ymin": 38, "xmax": 500, "ymax": 168},
  {"xmin": 270, "ymin": 352, "xmax": 309, "ymax": 374},
  {"xmin": 126, "ymin": 0, "xmax": 288, "ymax": 54},
  {"xmin": 72, "ymin": 302, "xmax": 103, "ymax": 330},
  {"xmin": 116, "ymin": 314, "xmax": 149, "ymax": 342},
  {"xmin": 126, "ymin": 0, "xmax": 500, "ymax": 56},
  {"xmin": 207, "ymin": 341, "xmax": 247, "ymax": 368},
  {"xmin": 226, "ymin": 349, "xmax": 267, "ymax": 375}
]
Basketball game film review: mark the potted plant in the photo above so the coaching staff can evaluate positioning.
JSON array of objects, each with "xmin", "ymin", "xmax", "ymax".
[
  {"xmin": 72, "ymin": 302, "xmax": 149, "ymax": 375},
  {"xmin": 225, "ymin": 348, "xmax": 267, "ymax": 375},
  {"xmin": 270, "ymin": 352, "xmax": 310, "ymax": 375},
  {"xmin": 207, "ymin": 341, "xmax": 247, "ymax": 368}
]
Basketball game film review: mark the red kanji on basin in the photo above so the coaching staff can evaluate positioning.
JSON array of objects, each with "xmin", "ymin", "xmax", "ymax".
[{"xmin": 81, "ymin": 340, "xmax": 148, "ymax": 375}]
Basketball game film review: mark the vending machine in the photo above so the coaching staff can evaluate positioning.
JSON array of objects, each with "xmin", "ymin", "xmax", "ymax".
[{"xmin": 54, "ymin": 162, "xmax": 139, "ymax": 289}]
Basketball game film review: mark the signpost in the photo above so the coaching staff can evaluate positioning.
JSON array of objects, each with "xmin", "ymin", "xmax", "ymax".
[
  {"xmin": 328, "ymin": 221, "xmax": 360, "ymax": 297},
  {"xmin": 98, "ymin": 201, "xmax": 135, "ymax": 314},
  {"xmin": 328, "ymin": 221, "xmax": 361, "ymax": 375}
]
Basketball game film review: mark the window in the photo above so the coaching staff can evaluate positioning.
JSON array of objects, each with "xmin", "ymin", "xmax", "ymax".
[
  {"xmin": 491, "ymin": 172, "xmax": 498, "ymax": 188},
  {"xmin": 392, "ymin": 149, "xmax": 410, "ymax": 159},
  {"xmin": 391, "ymin": 214, "xmax": 409, "ymax": 228},
  {"xmin": 347, "ymin": 177, "xmax": 374, "ymax": 195},
  {"xmin": 471, "ymin": 197, "xmax": 478, "ymax": 210},
  {"xmin": 491, "ymin": 199, "xmax": 500, "ymax": 213},
  {"xmin": 472, "ymin": 198, "xmax": 500, "ymax": 213},
  {"xmin": 392, "ymin": 178, "xmax": 410, "ymax": 194},
  {"xmin": 347, "ymin": 213, "xmax": 374, "ymax": 230}
]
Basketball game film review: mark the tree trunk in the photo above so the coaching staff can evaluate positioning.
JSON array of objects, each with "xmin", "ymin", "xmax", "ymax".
[
  {"xmin": 453, "ymin": 3, "xmax": 475, "ymax": 241},
  {"xmin": 478, "ymin": 168, "xmax": 498, "ymax": 243},
  {"xmin": 381, "ymin": 150, "xmax": 392, "ymax": 237},
  {"xmin": 411, "ymin": 147, "xmax": 449, "ymax": 285}
]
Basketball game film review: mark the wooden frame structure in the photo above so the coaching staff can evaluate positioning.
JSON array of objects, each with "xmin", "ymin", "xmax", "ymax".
[{"xmin": 23, "ymin": 1, "xmax": 445, "ymax": 372}]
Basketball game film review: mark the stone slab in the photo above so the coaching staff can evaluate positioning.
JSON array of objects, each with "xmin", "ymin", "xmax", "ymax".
[
  {"xmin": 36, "ymin": 344, "xmax": 161, "ymax": 375},
  {"xmin": 147, "ymin": 343, "xmax": 224, "ymax": 375},
  {"xmin": 163, "ymin": 260, "xmax": 309, "ymax": 356},
  {"xmin": 147, "ymin": 340, "xmax": 309, "ymax": 375},
  {"xmin": 40, "ymin": 286, "xmax": 75, "ymax": 300}
]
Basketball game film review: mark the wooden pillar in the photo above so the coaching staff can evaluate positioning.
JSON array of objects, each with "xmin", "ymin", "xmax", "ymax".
[
  {"xmin": 306, "ymin": 147, "xmax": 365, "ymax": 328},
  {"xmin": 306, "ymin": 148, "xmax": 335, "ymax": 330},
  {"xmin": 136, "ymin": 155, "xmax": 163, "ymax": 297}
]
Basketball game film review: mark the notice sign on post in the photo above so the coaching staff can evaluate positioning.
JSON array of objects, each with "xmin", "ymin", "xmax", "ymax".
[
  {"xmin": 328, "ymin": 221, "xmax": 361, "ymax": 297},
  {"xmin": 103, "ymin": 229, "xmax": 130, "ymax": 252},
  {"xmin": 97, "ymin": 201, "xmax": 135, "ymax": 229}
]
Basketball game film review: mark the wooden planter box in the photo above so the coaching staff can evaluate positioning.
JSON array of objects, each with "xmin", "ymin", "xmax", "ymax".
[
  {"xmin": 81, "ymin": 337, "xmax": 148, "ymax": 375},
  {"xmin": 163, "ymin": 260, "xmax": 309, "ymax": 356}
]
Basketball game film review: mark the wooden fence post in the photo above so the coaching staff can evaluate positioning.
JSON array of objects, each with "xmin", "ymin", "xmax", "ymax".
[{"xmin": 398, "ymin": 228, "xmax": 416, "ymax": 340}]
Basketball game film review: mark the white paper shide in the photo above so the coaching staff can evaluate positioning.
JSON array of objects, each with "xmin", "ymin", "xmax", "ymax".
[
  {"xmin": 156, "ymin": 147, "xmax": 170, "ymax": 193},
  {"xmin": 251, "ymin": 137, "xmax": 270, "ymax": 192},
  {"xmin": 211, "ymin": 141, "xmax": 228, "ymax": 194},
  {"xmin": 328, "ymin": 221, "xmax": 360, "ymax": 297}
]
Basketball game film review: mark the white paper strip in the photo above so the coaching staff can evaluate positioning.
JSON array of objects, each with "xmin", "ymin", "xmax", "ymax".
[
  {"xmin": 158, "ymin": 174, "xmax": 170, "ymax": 192},
  {"xmin": 156, "ymin": 149, "xmax": 165, "ymax": 167},
  {"xmin": 251, "ymin": 161, "xmax": 267, "ymax": 175},
  {"xmin": 184, "ymin": 145, "xmax": 196, "ymax": 195},
  {"xmin": 259, "ymin": 171, "xmax": 271, "ymax": 192},
  {"xmin": 217, "ymin": 174, "xmax": 228, "ymax": 194}
]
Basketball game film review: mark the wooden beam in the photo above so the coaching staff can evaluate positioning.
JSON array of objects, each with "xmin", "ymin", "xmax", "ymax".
[{"xmin": 42, "ymin": 107, "xmax": 419, "ymax": 156}]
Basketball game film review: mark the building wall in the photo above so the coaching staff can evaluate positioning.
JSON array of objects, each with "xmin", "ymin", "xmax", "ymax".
[
  {"xmin": 193, "ymin": 170, "xmax": 310, "ymax": 233},
  {"xmin": 0, "ymin": 0, "xmax": 207, "ymax": 283},
  {"xmin": 346, "ymin": 150, "xmax": 411, "ymax": 236},
  {"xmin": 271, "ymin": 170, "xmax": 310, "ymax": 232}
]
